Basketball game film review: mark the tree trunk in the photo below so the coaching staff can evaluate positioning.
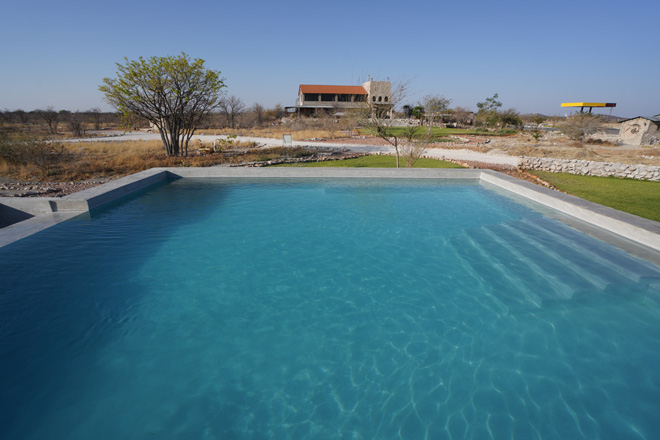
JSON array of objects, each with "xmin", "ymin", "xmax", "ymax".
[{"xmin": 394, "ymin": 138, "xmax": 400, "ymax": 168}]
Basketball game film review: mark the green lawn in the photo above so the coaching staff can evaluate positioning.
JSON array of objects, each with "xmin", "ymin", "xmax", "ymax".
[
  {"xmin": 277, "ymin": 155, "xmax": 465, "ymax": 168},
  {"xmin": 530, "ymin": 171, "xmax": 660, "ymax": 223}
]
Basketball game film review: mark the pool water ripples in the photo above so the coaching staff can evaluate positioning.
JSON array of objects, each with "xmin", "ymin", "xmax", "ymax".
[{"xmin": 2, "ymin": 178, "xmax": 660, "ymax": 439}]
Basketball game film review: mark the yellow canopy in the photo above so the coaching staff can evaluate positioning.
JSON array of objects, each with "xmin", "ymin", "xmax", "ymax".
[{"xmin": 561, "ymin": 102, "xmax": 616, "ymax": 108}]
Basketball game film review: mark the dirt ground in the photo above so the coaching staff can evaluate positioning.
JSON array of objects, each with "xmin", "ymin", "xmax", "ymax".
[
  {"xmin": 314, "ymin": 129, "xmax": 660, "ymax": 167},
  {"xmin": 2, "ymin": 127, "xmax": 659, "ymax": 198},
  {"xmin": 478, "ymin": 130, "xmax": 660, "ymax": 166}
]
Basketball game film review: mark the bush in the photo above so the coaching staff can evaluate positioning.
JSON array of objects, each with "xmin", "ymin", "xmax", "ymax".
[
  {"xmin": 0, "ymin": 133, "xmax": 67, "ymax": 176},
  {"xmin": 559, "ymin": 113, "xmax": 602, "ymax": 141}
]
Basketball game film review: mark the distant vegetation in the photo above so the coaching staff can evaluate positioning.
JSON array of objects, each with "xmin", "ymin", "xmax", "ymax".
[{"xmin": 277, "ymin": 155, "xmax": 465, "ymax": 168}]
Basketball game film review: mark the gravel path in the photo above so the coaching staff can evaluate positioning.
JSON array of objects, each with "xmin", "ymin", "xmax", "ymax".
[{"xmin": 73, "ymin": 131, "xmax": 522, "ymax": 167}]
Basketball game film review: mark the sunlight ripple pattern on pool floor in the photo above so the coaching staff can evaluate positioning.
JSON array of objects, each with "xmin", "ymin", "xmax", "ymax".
[{"xmin": 2, "ymin": 178, "xmax": 660, "ymax": 439}]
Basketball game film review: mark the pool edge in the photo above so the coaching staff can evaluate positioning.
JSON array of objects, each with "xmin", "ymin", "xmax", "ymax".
[
  {"xmin": 2, "ymin": 167, "xmax": 660, "ymax": 252},
  {"xmin": 480, "ymin": 170, "xmax": 660, "ymax": 252}
]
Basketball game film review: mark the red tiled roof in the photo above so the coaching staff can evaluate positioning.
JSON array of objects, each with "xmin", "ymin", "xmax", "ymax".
[{"xmin": 299, "ymin": 85, "xmax": 367, "ymax": 95}]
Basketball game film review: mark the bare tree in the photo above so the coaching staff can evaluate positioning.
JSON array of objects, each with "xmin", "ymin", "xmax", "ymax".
[
  {"xmin": 36, "ymin": 107, "xmax": 59, "ymax": 134},
  {"xmin": 67, "ymin": 111, "xmax": 86, "ymax": 137},
  {"xmin": 88, "ymin": 107, "xmax": 102, "ymax": 130},
  {"xmin": 358, "ymin": 78, "xmax": 412, "ymax": 168},
  {"xmin": 420, "ymin": 94, "xmax": 451, "ymax": 134},
  {"xmin": 219, "ymin": 95, "xmax": 245, "ymax": 128},
  {"xmin": 13, "ymin": 110, "xmax": 29, "ymax": 125},
  {"xmin": 452, "ymin": 106, "xmax": 473, "ymax": 128},
  {"xmin": 251, "ymin": 103, "xmax": 265, "ymax": 126}
]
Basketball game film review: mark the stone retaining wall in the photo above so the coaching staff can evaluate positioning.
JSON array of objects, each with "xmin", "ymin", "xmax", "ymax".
[{"xmin": 520, "ymin": 157, "xmax": 660, "ymax": 181}]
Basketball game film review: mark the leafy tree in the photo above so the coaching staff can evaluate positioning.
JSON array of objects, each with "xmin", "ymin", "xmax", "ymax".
[
  {"xmin": 99, "ymin": 53, "xmax": 225, "ymax": 157},
  {"xmin": 476, "ymin": 93, "xmax": 502, "ymax": 128},
  {"xmin": 411, "ymin": 105, "xmax": 424, "ymax": 120}
]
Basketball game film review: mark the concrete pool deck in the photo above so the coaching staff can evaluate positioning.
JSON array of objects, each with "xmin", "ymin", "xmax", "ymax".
[{"xmin": 2, "ymin": 168, "xmax": 660, "ymax": 258}]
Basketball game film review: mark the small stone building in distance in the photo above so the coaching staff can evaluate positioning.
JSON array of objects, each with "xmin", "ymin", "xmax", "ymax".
[
  {"xmin": 619, "ymin": 115, "xmax": 660, "ymax": 145},
  {"xmin": 287, "ymin": 81, "xmax": 392, "ymax": 118}
]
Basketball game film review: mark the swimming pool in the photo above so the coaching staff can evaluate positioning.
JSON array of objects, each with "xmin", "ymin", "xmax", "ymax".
[{"xmin": 2, "ymin": 175, "xmax": 660, "ymax": 439}]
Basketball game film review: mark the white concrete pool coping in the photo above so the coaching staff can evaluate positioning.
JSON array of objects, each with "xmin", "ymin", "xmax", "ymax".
[{"xmin": 2, "ymin": 168, "xmax": 660, "ymax": 255}]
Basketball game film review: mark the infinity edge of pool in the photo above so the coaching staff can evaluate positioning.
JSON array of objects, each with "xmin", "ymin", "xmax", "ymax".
[{"xmin": 2, "ymin": 167, "xmax": 660, "ymax": 254}]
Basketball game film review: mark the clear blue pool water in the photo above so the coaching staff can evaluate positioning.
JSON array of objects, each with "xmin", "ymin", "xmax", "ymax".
[{"xmin": 2, "ymin": 178, "xmax": 660, "ymax": 440}]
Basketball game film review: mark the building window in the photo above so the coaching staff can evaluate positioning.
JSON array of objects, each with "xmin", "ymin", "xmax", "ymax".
[
  {"xmin": 378, "ymin": 96, "xmax": 382, "ymax": 102},
  {"xmin": 321, "ymin": 94, "xmax": 335, "ymax": 102},
  {"xmin": 372, "ymin": 96, "xmax": 376, "ymax": 102},
  {"xmin": 384, "ymin": 96, "xmax": 389, "ymax": 102},
  {"xmin": 305, "ymin": 93, "xmax": 319, "ymax": 101}
]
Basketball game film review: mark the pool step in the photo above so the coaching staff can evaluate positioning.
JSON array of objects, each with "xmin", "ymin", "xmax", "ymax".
[
  {"xmin": 450, "ymin": 226, "xmax": 577, "ymax": 309},
  {"xmin": 453, "ymin": 215, "xmax": 660, "ymax": 310},
  {"xmin": 487, "ymin": 223, "xmax": 608, "ymax": 292},
  {"xmin": 524, "ymin": 216, "xmax": 660, "ymax": 283},
  {"xmin": 512, "ymin": 219, "xmax": 648, "ymax": 286},
  {"xmin": 448, "ymin": 233, "xmax": 544, "ymax": 312},
  {"xmin": 469, "ymin": 225, "xmax": 576, "ymax": 303}
]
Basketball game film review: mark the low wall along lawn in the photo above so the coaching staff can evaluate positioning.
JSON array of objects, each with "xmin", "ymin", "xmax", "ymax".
[{"xmin": 520, "ymin": 157, "xmax": 660, "ymax": 182}]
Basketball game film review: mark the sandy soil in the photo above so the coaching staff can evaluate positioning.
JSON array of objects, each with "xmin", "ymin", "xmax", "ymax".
[{"xmin": 3, "ymin": 129, "xmax": 658, "ymax": 197}]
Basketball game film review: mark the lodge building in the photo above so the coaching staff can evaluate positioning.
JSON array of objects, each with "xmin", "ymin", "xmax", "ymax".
[{"xmin": 286, "ymin": 80, "xmax": 393, "ymax": 117}]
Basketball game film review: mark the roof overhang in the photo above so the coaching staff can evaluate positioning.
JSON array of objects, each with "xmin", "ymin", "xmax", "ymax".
[{"xmin": 299, "ymin": 85, "xmax": 367, "ymax": 95}]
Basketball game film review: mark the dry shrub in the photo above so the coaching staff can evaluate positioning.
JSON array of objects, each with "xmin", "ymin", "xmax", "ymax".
[
  {"xmin": 0, "ymin": 133, "xmax": 68, "ymax": 176},
  {"xmin": 1, "ymin": 137, "xmax": 322, "ymax": 181},
  {"xmin": 558, "ymin": 114, "xmax": 602, "ymax": 141},
  {"xmin": 399, "ymin": 142, "xmax": 427, "ymax": 167},
  {"xmin": 586, "ymin": 138, "xmax": 618, "ymax": 147},
  {"xmin": 506, "ymin": 145, "xmax": 552, "ymax": 157},
  {"xmin": 639, "ymin": 148, "xmax": 660, "ymax": 157},
  {"xmin": 572, "ymin": 148, "xmax": 600, "ymax": 160},
  {"xmin": 199, "ymin": 119, "xmax": 354, "ymax": 141}
]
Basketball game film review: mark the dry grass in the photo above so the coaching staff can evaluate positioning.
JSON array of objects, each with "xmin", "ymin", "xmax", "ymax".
[
  {"xmin": 199, "ymin": 127, "xmax": 352, "ymax": 141},
  {"xmin": 0, "ymin": 139, "xmax": 324, "ymax": 182},
  {"xmin": 199, "ymin": 116, "xmax": 359, "ymax": 141}
]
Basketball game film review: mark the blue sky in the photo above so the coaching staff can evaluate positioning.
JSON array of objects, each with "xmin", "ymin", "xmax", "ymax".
[{"xmin": 1, "ymin": 0, "xmax": 658, "ymax": 117}]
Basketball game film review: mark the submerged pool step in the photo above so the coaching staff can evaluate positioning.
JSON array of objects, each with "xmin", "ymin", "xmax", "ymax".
[
  {"xmin": 448, "ymin": 233, "xmax": 543, "ymax": 311},
  {"xmin": 492, "ymin": 222, "xmax": 611, "ymax": 291},
  {"xmin": 462, "ymin": 226, "xmax": 575, "ymax": 304},
  {"xmin": 512, "ymin": 219, "xmax": 644, "ymax": 285},
  {"xmin": 525, "ymin": 216, "xmax": 660, "ymax": 282},
  {"xmin": 483, "ymin": 223, "xmax": 608, "ymax": 293}
]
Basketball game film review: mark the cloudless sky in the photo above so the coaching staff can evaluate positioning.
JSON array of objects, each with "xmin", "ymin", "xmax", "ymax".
[{"xmin": 1, "ymin": 0, "xmax": 658, "ymax": 117}]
